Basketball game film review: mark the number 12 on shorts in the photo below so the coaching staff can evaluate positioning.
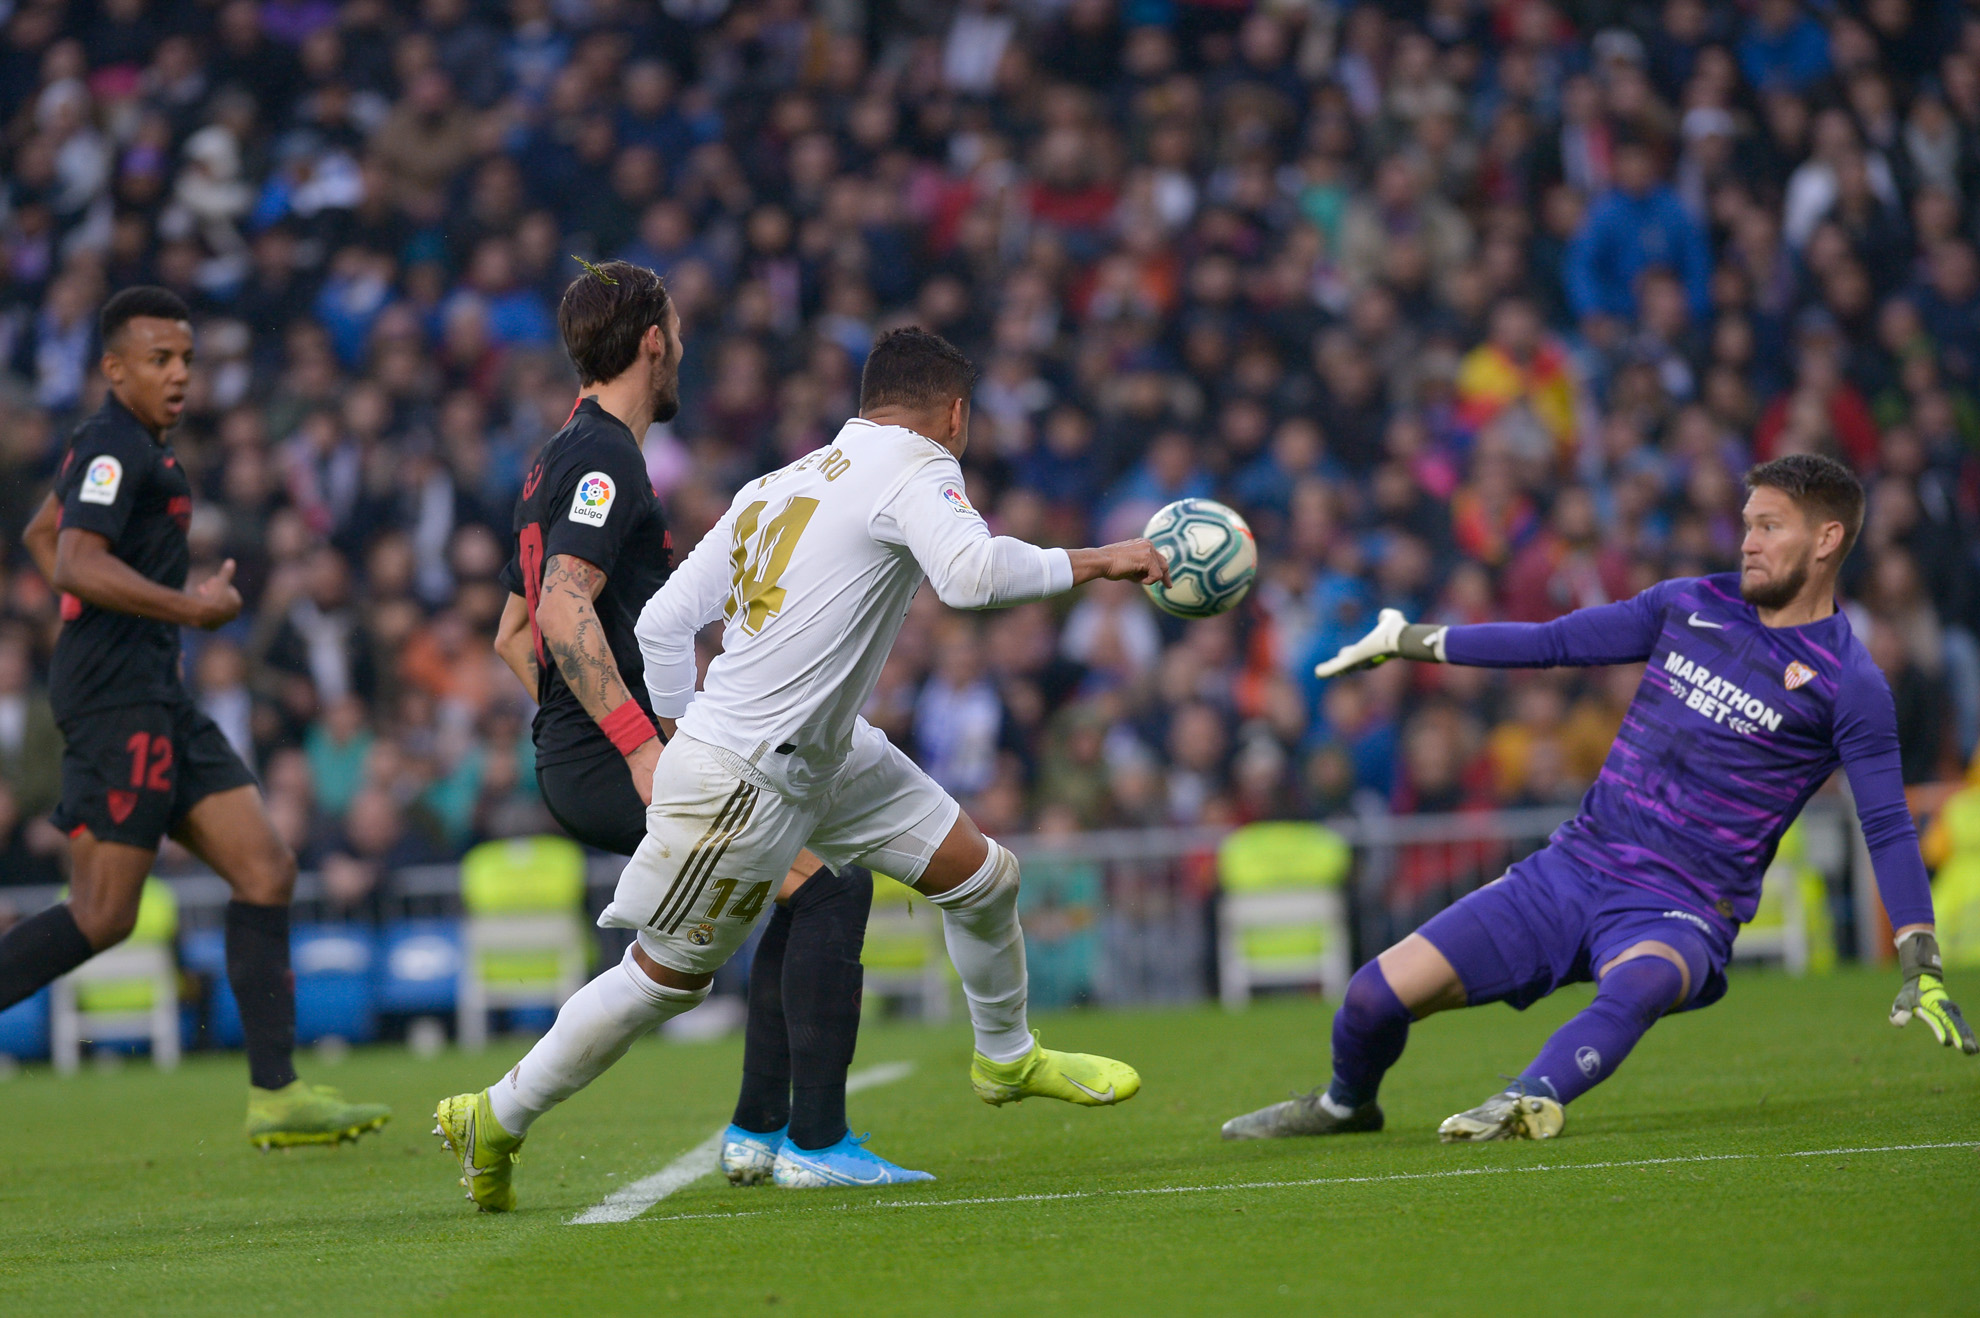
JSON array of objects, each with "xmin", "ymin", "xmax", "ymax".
[{"xmin": 126, "ymin": 731, "xmax": 173, "ymax": 791}]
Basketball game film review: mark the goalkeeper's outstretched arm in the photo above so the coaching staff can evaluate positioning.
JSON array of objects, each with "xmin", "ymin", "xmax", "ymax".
[{"xmin": 1313, "ymin": 581, "xmax": 1683, "ymax": 678}]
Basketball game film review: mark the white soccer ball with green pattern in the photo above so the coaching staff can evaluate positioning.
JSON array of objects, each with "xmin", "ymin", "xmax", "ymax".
[{"xmin": 1141, "ymin": 498, "xmax": 1256, "ymax": 619}]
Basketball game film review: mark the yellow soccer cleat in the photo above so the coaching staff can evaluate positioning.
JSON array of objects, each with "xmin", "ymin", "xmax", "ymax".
[
  {"xmin": 1437, "ymin": 1087, "xmax": 1565, "ymax": 1142},
  {"xmin": 245, "ymin": 1080, "xmax": 391, "ymax": 1150},
  {"xmin": 434, "ymin": 1090, "xmax": 524, "ymax": 1212},
  {"xmin": 970, "ymin": 1033, "xmax": 1141, "ymax": 1107}
]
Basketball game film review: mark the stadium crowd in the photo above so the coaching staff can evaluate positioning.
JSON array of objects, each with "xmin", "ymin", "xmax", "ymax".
[{"xmin": 2, "ymin": 0, "xmax": 1979, "ymax": 919}]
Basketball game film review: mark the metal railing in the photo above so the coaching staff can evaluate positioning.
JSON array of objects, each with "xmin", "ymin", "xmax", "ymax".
[{"xmin": 0, "ymin": 800, "xmax": 1871, "ymax": 1007}]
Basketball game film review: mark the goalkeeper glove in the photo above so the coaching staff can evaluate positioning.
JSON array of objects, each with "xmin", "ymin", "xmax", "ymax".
[
  {"xmin": 1890, "ymin": 930, "xmax": 1979, "ymax": 1055},
  {"xmin": 1312, "ymin": 609, "xmax": 1450, "ymax": 679}
]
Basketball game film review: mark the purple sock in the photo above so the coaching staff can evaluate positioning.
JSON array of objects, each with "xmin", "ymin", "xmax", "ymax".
[
  {"xmin": 1519, "ymin": 956, "xmax": 1682, "ymax": 1104},
  {"xmin": 1325, "ymin": 960, "xmax": 1412, "ymax": 1108}
]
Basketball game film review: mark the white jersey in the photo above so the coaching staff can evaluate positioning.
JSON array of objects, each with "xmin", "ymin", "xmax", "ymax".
[{"xmin": 636, "ymin": 418, "xmax": 1072, "ymax": 799}]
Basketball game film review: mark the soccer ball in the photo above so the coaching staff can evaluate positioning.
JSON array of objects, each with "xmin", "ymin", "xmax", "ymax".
[{"xmin": 1141, "ymin": 498, "xmax": 1256, "ymax": 618}]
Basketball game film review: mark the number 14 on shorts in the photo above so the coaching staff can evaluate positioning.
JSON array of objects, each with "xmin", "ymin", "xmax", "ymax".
[{"xmin": 683, "ymin": 878, "xmax": 771, "ymax": 947}]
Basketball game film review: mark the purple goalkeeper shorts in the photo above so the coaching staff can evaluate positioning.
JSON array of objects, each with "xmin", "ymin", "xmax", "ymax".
[{"xmin": 1416, "ymin": 845, "xmax": 1733, "ymax": 1014}]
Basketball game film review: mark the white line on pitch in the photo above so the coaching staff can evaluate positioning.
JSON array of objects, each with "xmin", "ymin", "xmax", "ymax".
[
  {"xmin": 625, "ymin": 1138, "xmax": 1980, "ymax": 1226},
  {"xmin": 568, "ymin": 1061, "xmax": 918, "ymax": 1225}
]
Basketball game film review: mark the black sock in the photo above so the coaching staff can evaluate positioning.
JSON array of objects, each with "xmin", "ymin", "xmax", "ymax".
[
  {"xmin": 226, "ymin": 900, "xmax": 298, "ymax": 1091},
  {"xmin": 732, "ymin": 901, "xmax": 794, "ymax": 1134},
  {"xmin": 0, "ymin": 904, "xmax": 94, "ymax": 1011},
  {"xmin": 784, "ymin": 865, "xmax": 871, "ymax": 1152}
]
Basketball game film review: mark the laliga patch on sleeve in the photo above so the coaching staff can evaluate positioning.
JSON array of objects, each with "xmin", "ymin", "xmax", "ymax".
[
  {"xmin": 79, "ymin": 455, "xmax": 124, "ymax": 506},
  {"xmin": 569, "ymin": 470, "xmax": 616, "ymax": 526},
  {"xmin": 940, "ymin": 482, "xmax": 980, "ymax": 519}
]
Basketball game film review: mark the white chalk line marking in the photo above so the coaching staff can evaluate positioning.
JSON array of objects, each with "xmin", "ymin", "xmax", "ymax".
[
  {"xmin": 621, "ymin": 1139, "xmax": 1980, "ymax": 1226},
  {"xmin": 568, "ymin": 1061, "xmax": 918, "ymax": 1224}
]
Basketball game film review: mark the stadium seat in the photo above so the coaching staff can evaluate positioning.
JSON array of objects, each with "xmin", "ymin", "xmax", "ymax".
[
  {"xmin": 184, "ymin": 923, "xmax": 384, "ymax": 1050},
  {"xmin": 862, "ymin": 873, "xmax": 950, "ymax": 1020},
  {"xmin": 1216, "ymin": 822, "xmax": 1352, "ymax": 1009},
  {"xmin": 457, "ymin": 836, "xmax": 590, "ymax": 1048},
  {"xmin": 376, "ymin": 919, "xmax": 463, "ymax": 1017},
  {"xmin": 0, "ymin": 987, "xmax": 50, "ymax": 1062},
  {"xmin": 1736, "ymin": 820, "xmax": 1836, "ymax": 976},
  {"xmin": 1927, "ymin": 784, "xmax": 1980, "ymax": 969},
  {"xmin": 51, "ymin": 878, "xmax": 180, "ymax": 1072},
  {"xmin": 291, "ymin": 925, "xmax": 379, "ymax": 1045}
]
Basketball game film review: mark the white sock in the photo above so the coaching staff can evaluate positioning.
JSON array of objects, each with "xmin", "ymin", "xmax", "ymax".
[
  {"xmin": 925, "ymin": 839, "xmax": 1032, "ymax": 1063},
  {"xmin": 487, "ymin": 946, "xmax": 707, "ymax": 1138}
]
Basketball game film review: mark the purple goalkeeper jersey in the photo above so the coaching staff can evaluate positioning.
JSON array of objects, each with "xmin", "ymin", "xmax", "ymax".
[{"xmin": 1442, "ymin": 573, "xmax": 1934, "ymax": 935}]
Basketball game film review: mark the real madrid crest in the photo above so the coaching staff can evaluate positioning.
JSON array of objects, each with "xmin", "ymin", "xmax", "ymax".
[{"xmin": 688, "ymin": 923, "xmax": 716, "ymax": 947}]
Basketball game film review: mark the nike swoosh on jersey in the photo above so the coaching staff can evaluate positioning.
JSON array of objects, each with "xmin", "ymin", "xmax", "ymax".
[
  {"xmin": 1687, "ymin": 612, "xmax": 1723, "ymax": 629},
  {"xmin": 1065, "ymin": 1077, "xmax": 1115, "ymax": 1102}
]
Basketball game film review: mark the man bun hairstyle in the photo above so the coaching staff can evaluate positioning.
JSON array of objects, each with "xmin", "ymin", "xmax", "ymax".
[
  {"xmin": 100, "ymin": 286, "xmax": 192, "ymax": 346},
  {"xmin": 557, "ymin": 258, "xmax": 671, "ymax": 386},
  {"xmin": 859, "ymin": 327, "xmax": 978, "ymax": 413},
  {"xmin": 1745, "ymin": 453, "xmax": 1866, "ymax": 558}
]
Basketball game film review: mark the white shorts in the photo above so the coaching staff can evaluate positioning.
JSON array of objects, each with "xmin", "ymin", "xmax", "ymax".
[{"xmin": 600, "ymin": 721, "xmax": 961, "ymax": 975}]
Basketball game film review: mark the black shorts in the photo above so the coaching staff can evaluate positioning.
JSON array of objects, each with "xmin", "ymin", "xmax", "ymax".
[
  {"xmin": 538, "ymin": 750, "xmax": 645, "ymax": 857},
  {"xmin": 52, "ymin": 700, "xmax": 258, "ymax": 849}
]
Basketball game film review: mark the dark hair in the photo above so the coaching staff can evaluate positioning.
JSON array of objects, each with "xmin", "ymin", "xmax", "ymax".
[
  {"xmin": 557, "ymin": 260, "xmax": 671, "ymax": 386},
  {"xmin": 100, "ymin": 286, "xmax": 191, "ymax": 346},
  {"xmin": 1745, "ymin": 453, "xmax": 1866, "ymax": 557},
  {"xmin": 858, "ymin": 327, "xmax": 978, "ymax": 412}
]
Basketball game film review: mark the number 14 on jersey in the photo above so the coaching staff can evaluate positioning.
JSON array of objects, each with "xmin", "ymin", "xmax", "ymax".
[{"xmin": 726, "ymin": 496, "xmax": 819, "ymax": 634}]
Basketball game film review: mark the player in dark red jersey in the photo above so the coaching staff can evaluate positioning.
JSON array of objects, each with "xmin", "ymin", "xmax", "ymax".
[
  {"xmin": 4, "ymin": 287, "xmax": 389, "ymax": 1147},
  {"xmin": 482, "ymin": 261, "xmax": 903, "ymax": 1188}
]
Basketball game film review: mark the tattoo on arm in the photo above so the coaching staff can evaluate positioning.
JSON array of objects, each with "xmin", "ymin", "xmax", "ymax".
[{"xmin": 540, "ymin": 554, "xmax": 634, "ymax": 721}]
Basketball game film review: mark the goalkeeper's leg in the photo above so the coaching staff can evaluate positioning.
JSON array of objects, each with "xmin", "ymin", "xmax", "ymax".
[
  {"xmin": 1223, "ymin": 935, "xmax": 1465, "ymax": 1138},
  {"xmin": 1440, "ymin": 939, "xmax": 1695, "ymax": 1142},
  {"xmin": 1517, "ymin": 942, "xmax": 1693, "ymax": 1103}
]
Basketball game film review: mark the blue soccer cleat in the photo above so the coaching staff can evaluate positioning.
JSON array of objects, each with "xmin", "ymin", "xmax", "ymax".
[
  {"xmin": 720, "ymin": 1123, "xmax": 785, "ymax": 1186},
  {"xmin": 771, "ymin": 1132, "xmax": 935, "ymax": 1188}
]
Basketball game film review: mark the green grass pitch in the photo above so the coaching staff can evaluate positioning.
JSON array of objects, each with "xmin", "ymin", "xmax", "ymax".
[{"xmin": 2, "ymin": 964, "xmax": 1975, "ymax": 1315}]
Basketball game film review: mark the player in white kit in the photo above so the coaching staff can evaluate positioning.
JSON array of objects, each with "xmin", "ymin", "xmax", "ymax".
[{"xmin": 436, "ymin": 329, "xmax": 1171, "ymax": 1209}]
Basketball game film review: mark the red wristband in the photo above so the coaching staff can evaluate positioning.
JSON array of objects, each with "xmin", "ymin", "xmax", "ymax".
[{"xmin": 600, "ymin": 699, "xmax": 658, "ymax": 757}]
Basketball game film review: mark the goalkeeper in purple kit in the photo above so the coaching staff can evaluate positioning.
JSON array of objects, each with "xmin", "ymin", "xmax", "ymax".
[{"xmin": 1224, "ymin": 454, "xmax": 1975, "ymax": 1144}]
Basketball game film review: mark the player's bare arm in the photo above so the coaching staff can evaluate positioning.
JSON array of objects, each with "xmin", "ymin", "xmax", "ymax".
[
  {"xmin": 536, "ymin": 551, "xmax": 666, "ymax": 797},
  {"xmin": 23, "ymin": 491, "xmax": 58, "ymax": 584},
  {"xmin": 494, "ymin": 591, "xmax": 538, "ymax": 694},
  {"xmin": 1067, "ymin": 539, "xmax": 1172, "ymax": 587},
  {"xmin": 54, "ymin": 527, "xmax": 240, "ymax": 630}
]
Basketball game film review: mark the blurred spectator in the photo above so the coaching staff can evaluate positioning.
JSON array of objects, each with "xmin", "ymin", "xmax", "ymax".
[
  {"xmin": 320, "ymin": 785, "xmax": 443, "ymax": 919},
  {"xmin": 0, "ymin": 628, "xmax": 60, "ymax": 821},
  {"xmin": 1566, "ymin": 138, "xmax": 1711, "ymax": 333},
  {"xmin": 1455, "ymin": 296, "xmax": 1586, "ymax": 460},
  {"xmin": 914, "ymin": 621, "xmax": 1004, "ymax": 800},
  {"xmin": 0, "ymin": 779, "xmax": 62, "ymax": 888}
]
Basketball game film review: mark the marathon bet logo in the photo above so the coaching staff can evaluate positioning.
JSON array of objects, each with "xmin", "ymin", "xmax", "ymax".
[{"xmin": 1661, "ymin": 651, "xmax": 1784, "ymax": 735}]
